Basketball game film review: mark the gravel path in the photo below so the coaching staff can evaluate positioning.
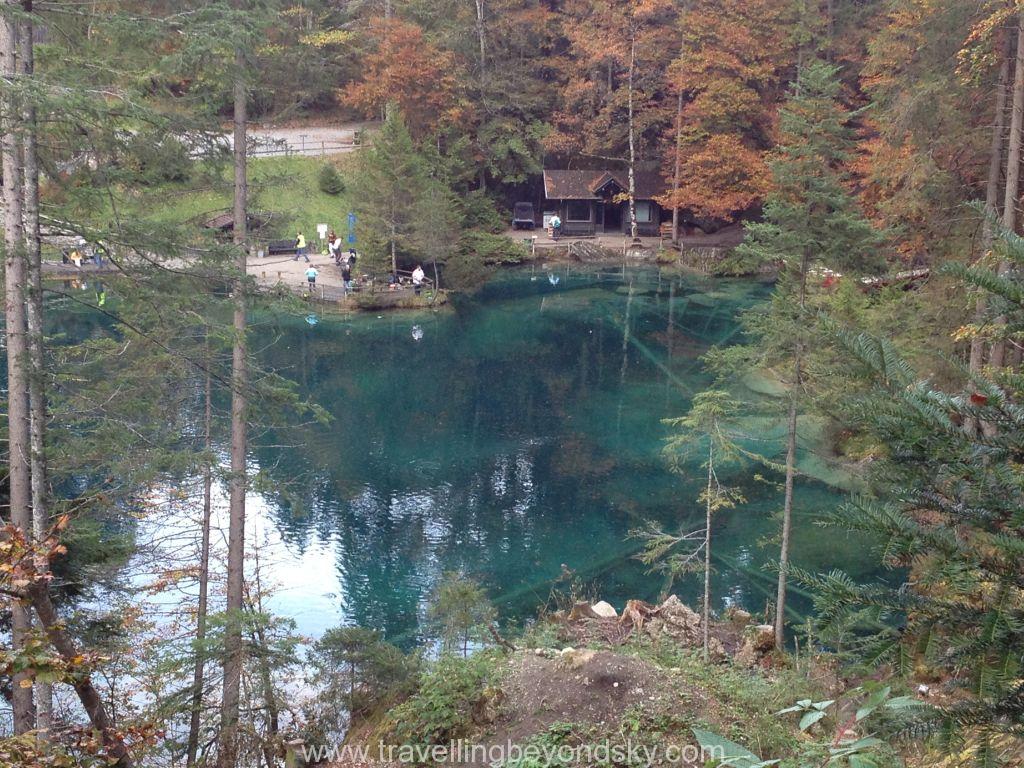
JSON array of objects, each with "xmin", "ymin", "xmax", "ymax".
[{"xmin": 222, "ymin": 121, "xmax": 378, "ymax": 157}]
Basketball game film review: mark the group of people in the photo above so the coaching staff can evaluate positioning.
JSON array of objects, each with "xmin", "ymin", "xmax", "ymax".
[
  {"xmin": 291, "ymin": 229, "xmax": 427, "ymax": 295},
  {"xmin": 61, "ymin": 238, "xmax": 106, "ymax": 267},
  {"xmin": 292, "ymin": 230, "xmax": 357, "ymax": 292}
]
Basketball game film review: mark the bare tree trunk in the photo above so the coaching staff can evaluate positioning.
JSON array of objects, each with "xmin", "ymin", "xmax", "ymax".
[
  {"xmin": 967, "ymin": 32, "xmax": 1012, "ymax": 436},
  {"xmin": 187, "ymin": 358, "xmax": 214, "ymax": 768},
  {"xmin": 626, "ymin": 31, "xmax": 639, "ymax": 244},
  {"xmin": 30, "ymin": 583, "xmax": 133, "ymax": 766},
  {"xmin": 702, "ymin": 443, "xmax": 712, "ymax": 663},
  {"xmin": 2, "ymin": 7, "xmax": 35, "ymax": 734},
  {"xmin": 774, "ymin": 390, "xmax": 798, "ymax": 650},
  {"xmin": 19, "ymin": 3, "xmax": 52, "ymax": 731},
  {"xmin": 474, "ymin": 0, "xmax": 485, "ymax": 77},
  {"xmin": 390, "ymin": 216, "xmax": 397, "ymax": 275},
  {"xmin": 990, "ymin": 15, "xmax": 1024, "ymax": 375},
  {"xmin": 670, "ymin": 79, "xmax": 683, "ymax": 245},
  {"xmin": 775, "ymin": 255, "xmax": 808, "ymax": 651},
  {"xmin": 219, "ymin": 49, "xmax": 249, "ymax": 768}
]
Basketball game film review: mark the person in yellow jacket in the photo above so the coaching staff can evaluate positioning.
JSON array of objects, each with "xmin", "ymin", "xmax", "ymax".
[{"xmin": 293, "ymin": 231, "xmax": 309, "ymax": 262}]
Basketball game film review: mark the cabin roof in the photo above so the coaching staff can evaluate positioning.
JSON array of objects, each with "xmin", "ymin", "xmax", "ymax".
[{"xmin": 543, "ymin": 169, "xmax": 665, "ymax": 201}]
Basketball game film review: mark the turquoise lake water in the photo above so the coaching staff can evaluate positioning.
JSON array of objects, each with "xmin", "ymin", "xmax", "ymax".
[{"xmin": 239, "ymin": 266, "xmax": 875, "ymax": 644}]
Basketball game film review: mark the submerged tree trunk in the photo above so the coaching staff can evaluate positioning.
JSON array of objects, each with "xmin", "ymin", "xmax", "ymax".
[
  {"xmin": 186, "ymin": 360, "xmax": 214, "ymax": 768},
  {"xmin": 2, "ymin": 7, "xmax": 35, "ymax": 734},
  {"xmin": 626, "ymin": 30, "xmax": 639, "ymax": 243},
  {"xmin": 990, "ymin": 15, "xmax": 1024, "ymax": 375},
  {"xmin": 967, "ymin": 32, "xmax": 1012, "ymax": 436},
  {"xmin": 219, "ymin": 49, "xmax": 249, "ymax": 768}
]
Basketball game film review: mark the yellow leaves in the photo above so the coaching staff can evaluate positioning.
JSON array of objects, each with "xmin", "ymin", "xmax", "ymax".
[
  {"xmin": 301, "ymin": 29, "xmax": 353, "ymax": 49},
  {"xmin": 18, "ymin": 678, "xmax": 33, "ymax": 688}
]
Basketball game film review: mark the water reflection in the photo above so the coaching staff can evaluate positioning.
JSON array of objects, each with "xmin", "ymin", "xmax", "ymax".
[{"xmin": 243, "ymin": 268, "xmax": 868, "ymax": 644}]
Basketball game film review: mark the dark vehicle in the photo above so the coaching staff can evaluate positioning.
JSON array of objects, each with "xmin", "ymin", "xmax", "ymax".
[{"xmin": 512, "ymin": 202, "xmax": 536, "ymax": 230}]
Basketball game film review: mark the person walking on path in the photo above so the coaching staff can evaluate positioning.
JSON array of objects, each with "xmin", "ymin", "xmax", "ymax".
[
  {"xmin": 294, "ymin": 231, "xmax": 309, "ymax": 262},
  {"xmin": 412, "ymin": 264, "xmax": 425, "ymax": 295},
  {"xmin": 305, "ymin": 265, "xmax": 318, "ymax": 290}
]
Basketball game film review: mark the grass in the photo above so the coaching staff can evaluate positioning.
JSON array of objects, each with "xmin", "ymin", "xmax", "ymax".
[{"xmin": 91, "ymin": 155, "xmax": 356, "ymax": 245}]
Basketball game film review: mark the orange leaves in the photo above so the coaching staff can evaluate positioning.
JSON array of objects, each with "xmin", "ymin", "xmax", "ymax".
[
  {"xmin": 663, "ymin": 134, "xmax": 772, "ymax": 221},
  {"xmin": 659, "ymin": 0, "xmax": 791, "ymax": 220},
  {"xmin": 346, "ymin": 19, "xmax": 463, "ymax": 140}
]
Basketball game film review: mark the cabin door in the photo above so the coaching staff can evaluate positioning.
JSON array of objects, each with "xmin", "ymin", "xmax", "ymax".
[{"xmin": 602, "ymin": 200, "xmax": 623, "ymax": 232}]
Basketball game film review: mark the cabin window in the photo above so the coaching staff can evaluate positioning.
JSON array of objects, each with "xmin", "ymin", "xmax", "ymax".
[
  {"xmin": 635, "ymin": 201, "xmax": 654, "ymax": 223},
  {"xmin": 566, "ymin": 201, "xmax": 591, "ymax": 222}
]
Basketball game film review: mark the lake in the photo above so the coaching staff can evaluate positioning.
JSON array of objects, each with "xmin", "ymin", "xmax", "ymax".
[{"xmin": 232, "ymin": 265, "xmax": 873, "ymax": 645}]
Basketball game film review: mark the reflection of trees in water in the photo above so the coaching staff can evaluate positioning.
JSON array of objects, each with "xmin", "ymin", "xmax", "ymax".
[{"xmin": 243, "ymin": 272, "xmax": 845, "ymax": 641}]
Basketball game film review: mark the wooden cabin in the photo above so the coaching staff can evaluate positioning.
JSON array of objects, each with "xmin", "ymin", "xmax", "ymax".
[{"xmin": 542, "ymin": 169, "xmax": 666, "ymax": 237}]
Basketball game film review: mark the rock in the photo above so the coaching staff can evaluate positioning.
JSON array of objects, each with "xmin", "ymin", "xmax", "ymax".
[
  {"xmin": 735, "ymin": 624, "xmax": 776, "ymax": 668},
  {"xmin": 591, "ymin": 600, "xmax": 618, "ymax": 619},
  {"xmin": 648, "ymin": 595, "xmax": 703, "ymax": 647},
  {"xmin": 725, "ymin": 606, "xmax": 752, "ymax": 626}
]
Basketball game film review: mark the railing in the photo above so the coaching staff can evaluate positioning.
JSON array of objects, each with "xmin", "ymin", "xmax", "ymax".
[{"xmin": 245, "ymin": 135, "xmax": 361, "ymax": 158}]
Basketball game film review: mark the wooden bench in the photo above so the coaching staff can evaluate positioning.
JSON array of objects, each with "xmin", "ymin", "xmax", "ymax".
[{"xmin": 659, "ymin": 221, "xmax": 675, "ymax": 244}]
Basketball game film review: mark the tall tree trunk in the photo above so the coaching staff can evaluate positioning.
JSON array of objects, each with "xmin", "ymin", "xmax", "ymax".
[
  {"xmin": 219, "ymin": 49, "xmax": 249, "ymax": 768},
  {"xmin": 186, "ymin": 359, "xmax": 214, "ymax": 768},
  {"xmin": 990, "ymin": 15, "xmax": 1024, "ymax": 375},
  {"xmin": 775, "ymin": 254, "xmax": 808, "ymax": 651},
  {"xmin": 774, "ymin": 390, "xmax": 798, "ymax": 650},
  {"xmin": 2, "ymin": 7, "xmax": 35, "ymax": 734},
  {"xmin": 702, "ymin": 443, "xmax": 713, "ymax": 663},
  {"xmin": 474, "ymin": 0, "xmax": 485, "ymax": 78},
  {"xmin": 30, "ymin": 583, "xmax": 132, "ymax": 765},
  {"xmin": 390, "ymin": 216, "xmax": 397, "ymax": 275},
  {"xmin": 626, "ymin": 28, "xmax": 639, "ymax": 243},
  {"xmin": 967, "ymin": 31, "xmax": 1012, "ymax": 437},
  {"xmin": 670, "ymin": 75, "xmax": 683, "ymax": 245},
  {"xmin": 20, "ymin": 3, "xmax": 52, "ymax": 731}
]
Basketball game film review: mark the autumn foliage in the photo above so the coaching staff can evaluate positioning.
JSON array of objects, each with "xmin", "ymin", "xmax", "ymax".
[{"xmin": 347, "ymin": 19, "xmax": 462, "ymax": 139}]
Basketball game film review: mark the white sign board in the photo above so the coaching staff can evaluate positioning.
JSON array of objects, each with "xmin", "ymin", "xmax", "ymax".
[{"xmin": 317, "ymin": 223, "xmax": 329, "ymax": 240}]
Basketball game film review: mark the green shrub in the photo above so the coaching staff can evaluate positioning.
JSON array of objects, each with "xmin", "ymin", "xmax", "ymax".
[
  {"xmin": 459, "ymin": 190, "xmax": 507, "ymax": 233},
  {"xmin": 458, "ymin": 230, "xmax": 529, "ymax": 265},
  {"xmin": 386, "ymin": 652, "xmax": 499, "ymax": 746},
  {"xmin": 318, "ymin": 163, "xmax": 346, "ymax": 195}
]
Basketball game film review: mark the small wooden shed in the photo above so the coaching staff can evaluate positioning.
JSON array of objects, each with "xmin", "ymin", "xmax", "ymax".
[{"xmin": 542, "ymin": 169, "xmax": 666, "ymax": 237}]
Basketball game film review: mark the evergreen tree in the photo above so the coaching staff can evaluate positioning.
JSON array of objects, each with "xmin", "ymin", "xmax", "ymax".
[
  {"xmin": 636, "ymin": 390, "xmax": 747, "ymax": 661},
  {"xmin": 802, "ymin": 225, "xmax": 1024, "ymax": 765},
  {"xmin": 724, "ymin": 59, "xmax": 881, "ymax": 649},
  {"xmin": 351, "ymin": 110, "xmax": 433, "ymax": 275},
  {"xmin": 428, "ymin": 572, "xmax": 495, "ymax": 657}
]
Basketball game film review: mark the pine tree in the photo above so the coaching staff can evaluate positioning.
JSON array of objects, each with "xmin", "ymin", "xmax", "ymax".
[
  {"xmin": 803, "ymin": 222, "xmax": 1024, "ymax": 764},
  {"xmin": 728, "ymin": 59, "xmax": 880, "ymax": 649},
  {"xmin": 636, "ymin": 391, "xmax": 747, "ymax": 662},
  {"xmin": 351, "ymin": 110, "xmax": 432, "ymax": 275}
]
